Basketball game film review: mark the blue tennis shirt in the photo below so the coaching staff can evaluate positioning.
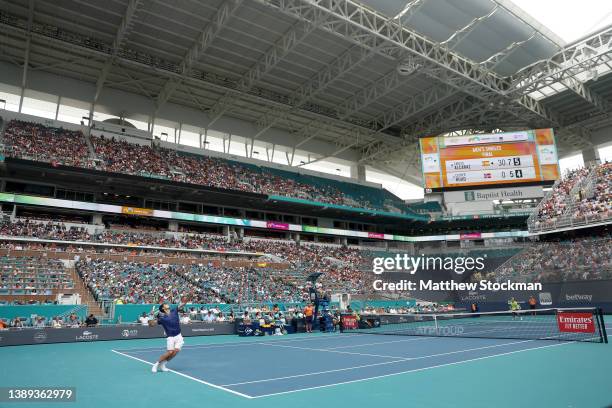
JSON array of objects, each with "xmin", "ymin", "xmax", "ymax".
[{"xmin": 157, "ymin": 308, "xmax": 181, "ymax": 337}]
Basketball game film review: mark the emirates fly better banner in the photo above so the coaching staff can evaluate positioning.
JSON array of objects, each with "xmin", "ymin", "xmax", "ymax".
[{"xmin": 556, "ymin": 312, "xmax": 596, "ymax": 333}]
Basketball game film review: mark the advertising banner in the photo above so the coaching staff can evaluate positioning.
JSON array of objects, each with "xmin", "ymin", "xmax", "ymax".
[
  {"xmin": 0, "ymin": 323, "xmax": 235, "ymax": 347},
  {"xmin": 444, "ymin": 186, "xmax": 544, "ymax": 202},
  {"xmin": 556, "ymin": 312, "xmax": 596, "ymax": 333}
]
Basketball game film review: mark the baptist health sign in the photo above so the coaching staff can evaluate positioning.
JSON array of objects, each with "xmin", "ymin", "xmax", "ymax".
[{"xmin": 444, "ymin": 186, "xmax": 544, "ymax": 203}]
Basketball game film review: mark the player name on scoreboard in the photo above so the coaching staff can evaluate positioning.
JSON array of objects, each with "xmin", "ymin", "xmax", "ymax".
[
  {"xmin": 447, "ymin": 167, "xmax": 537, "ymax": 185},
  {"xmin": 446, "ymin": 155, "xmax": 534, "ymax": 172}
]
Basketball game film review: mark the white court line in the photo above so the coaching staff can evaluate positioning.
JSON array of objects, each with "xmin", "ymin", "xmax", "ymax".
[
  {"xmin": 262, "ymin": 342, "xmax": 406, "ymax": 359},
  {"xmin": 117, "ymin": 333, "xmax": 345, "ymax": 352},
  {"xmin": 326, "ymin": 336, "xmax": 434, "ymax": 349},
  {"xmin": 110, "ymin": 349, "xmax": 254, "ymax": 399},
  {"xmin": 221, "ymin": 338, "xmax": 539, "ymax": 387},
  {"xmin": 247, "ymin": 342, "xmax": 573, "ymax": 399}
]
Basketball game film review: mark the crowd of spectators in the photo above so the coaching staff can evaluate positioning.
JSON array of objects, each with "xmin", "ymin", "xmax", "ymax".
[
  {"xmin": 0, "ymin": 312, "xmax": 86, "ymax": 329},
  {"xmin": 533, "ymin": 162, "xmax": 611, "ymax": 228},
  {"xmin": 0, "ymin": 218, "xmax": 371, "ymax": 294},
  {"xmin": 72, "ymin": 242, "xmax": 370, "ymax": 304},
  {"xmin": 0, "ymin": 256, "xmax": 74, "ymax": 293},
  {"xmin": 572, "ymin": 162, "xmax": 612, "ymax": 222},
  {"xmin": 90, "ymin": 135, "xmax": 380, "ymax": 209},
  {"xmin": 92, "ymin": 136, "xmax": 172, "ymax": 178},
  {"xmin": 3, "ymin": 120, "xmax": 91, "ymax": 168},
  {"xmin": 0, "ymin": 219, "xmax": 229, "ymax": 250},
  {"xmin": 361, "ymin": 303, "xmax": 456, "ymax": 315},
  {"xmin": 2, "ymin": 119, "xmax": 415, "ymax": 213},
  {"xmin": 475, "ymin": 235, "xmax": 612, "ymax": 283},
  {"xmin": 228, "ymin": 240, "xmax": 371, "ymax": 294},
  {"xmin": 76, "ymin": 259, "xmax": 218, "ymax": 304},
  {"xmin": 0, "ymin": 219, "xmax": 92, "ymax": 241},
  {"xmin": 2, "ymin": 123, "xmax": 398, "ymax": 211},
  {"xmin": 175, "ymin": 264, "xmax": 305, "ymax": 303},
  {"xmin": 534, "ymin": 167, "xmax": 591, "ymax": 226},
  {"xmin": 160, "ymin": 147, "xmax": 353, "ymax": 206}
]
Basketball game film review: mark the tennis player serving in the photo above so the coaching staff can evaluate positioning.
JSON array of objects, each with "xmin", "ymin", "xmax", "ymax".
[{"xmin": 148, "ymin": 298, "xmax": 187, "ymax": 373}]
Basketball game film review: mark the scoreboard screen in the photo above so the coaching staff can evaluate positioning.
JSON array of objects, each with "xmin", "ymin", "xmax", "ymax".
[{"xmin": 420, "ymin": 129, "xmax": 559, "ymax": 192}]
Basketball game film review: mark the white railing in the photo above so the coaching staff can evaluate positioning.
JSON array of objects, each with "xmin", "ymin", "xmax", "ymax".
[
  {"xmin": 530, "ymin": 212, "xmax": 612, "ymax": 232},
  {"xmin": 528, "ymin": 165, "xmax": 608, "ymax": 233},
  {"xmin": 527, "ymin": 177, "xmax": 562, "ymax": 230}
]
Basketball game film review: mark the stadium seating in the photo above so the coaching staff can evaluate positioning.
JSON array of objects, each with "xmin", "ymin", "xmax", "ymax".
[
  {"xmin": 3, "ymin": 119, "xmax": 92, "ymax": 168},
  {"xmin": 0, "ymin": 256, "xmax": 74, "ymax": 295},
  {"xmin": 176, "ymin": 265, "xmax": 306, "ymax": 303},
  {"xmin": 531, "ymin": 162, "xmax": 611, "ymax": 230},
  {"xmin": 76, "ymin": 259, "xmax": 215, "ymax": 304},
  {"xmin": 0, "ymin": 217, "xmax": 371, "ymax": 301},
  {"xmin": 0, "ymin": 219, "xmax": 229, "ymax": 249},
  {"xmin": 572, "ymin": 162, "xmax": 611, "ymax": 222},
  {"xmin": 475, "ymin": 235, "xmax": 612, "ymax": 283},
  {"xmin": 1, "ymin": 118, "xmax": 417, "ymax": 214}
]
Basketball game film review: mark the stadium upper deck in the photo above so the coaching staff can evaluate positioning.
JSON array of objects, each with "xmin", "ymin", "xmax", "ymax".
[{"xmin": 1, "ymin": 0, "xmax": 612, "ymax": 192}]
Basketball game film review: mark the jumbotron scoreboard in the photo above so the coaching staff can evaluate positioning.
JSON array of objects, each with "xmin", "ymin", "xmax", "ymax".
[{"xmin": 420, "ymin": 129, "xmax": 560, "ymax": 192}]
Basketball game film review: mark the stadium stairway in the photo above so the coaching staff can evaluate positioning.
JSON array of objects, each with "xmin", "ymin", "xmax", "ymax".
[
  {"xmin": 67, "ymin": 266, "xmax": 106, "ymax": 318},
  {"xmin": 81, "ymin": 126, "xmax": 97, "ymax": 161}
]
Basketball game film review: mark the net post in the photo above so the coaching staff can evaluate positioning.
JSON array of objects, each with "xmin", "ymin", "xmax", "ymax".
[
  {"xmin": 597, "ymin": 308, "xmax": 608, "ymax": 344},
  {"xmin": 554, "ymin": 308, "xmax": 561, "ymax": 342},
  {"xmin": 434, "ymin": 315, "xmax": 438, "ymax": 334}
]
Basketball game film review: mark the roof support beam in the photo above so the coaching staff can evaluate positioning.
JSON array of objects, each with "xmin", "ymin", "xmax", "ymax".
[
  {"xmin": 394, "ymin": 0, "xmax": 427, "ymax": 22},
  {"xmin": 0, "ymin": 15, "xmax": 396, "ymax": 150},
  {"xmin": 480, "ymin": 31, "xmax": 538, "ymax": 71},
  {"xmin": 281, "ymin": 0, "xmax": 432, "ymax": 155},
  {"xmin": 154, "ymin": 0, "xmax": 243, "ymax": 115},
  {"xmin": 297, "ymin": 141, "xmax": 358, "ymax": 166},
  {"xmin": 249, "ymin": 43, "xmax": 380, "ymax": 148},
  {"xmin": 207, "ymin": 11, "xmax": 328, "ymax": 128},
  {"xmin": 283, "ymin": 68, "xmax": 418, "ymax": 149},
  {"xmin": 373, "ymin": 83, "xmax": 458, "ymax": 131},
  {"xmin": 254, "ymin": 0, "xmax": 561, "ymax": 125},
  {"xmin": 374, "ymin": 162, "xmax": 422, "ymax": 186},
  {"xmin": 508, "ymin": 26, "xmax": 612, "ymax": 116},
  {"xmin": 338, "ymin": 67, "xmax": 415, "ymax": 119},
  {"xmin": 440, "ymin": 5, "xmax": 498, "ymax": 51},
  {"xmin": 18, "ymin": 0, "xmax": 35, "ymax": 112},
  {"xmin": 92, "ymin": 0, "xmax": 141, "ymax": 108}
]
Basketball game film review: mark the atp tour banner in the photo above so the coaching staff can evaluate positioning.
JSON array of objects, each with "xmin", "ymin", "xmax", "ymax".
[
  {"xmin": 420, "ymin": 129, "xmax": 559, "ymax": 192},
  {"xmin": 0, "ymin": 322, "xmax": 235, "ymax": 347}
]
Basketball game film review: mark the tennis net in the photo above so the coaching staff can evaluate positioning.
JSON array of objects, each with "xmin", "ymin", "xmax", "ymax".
[{"xmin": 345, "ymin": 307, "xmax": 607, "ymax": 343}]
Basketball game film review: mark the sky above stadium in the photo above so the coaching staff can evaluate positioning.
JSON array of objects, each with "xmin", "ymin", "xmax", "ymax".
[{"xmin": 512, "ymin": 0, "xmax": 612, "ymax": 43}]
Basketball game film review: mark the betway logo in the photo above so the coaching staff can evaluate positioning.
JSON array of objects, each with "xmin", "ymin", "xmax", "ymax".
[{"xmin": 565, "ymin": 294, "xmax": 593, "ymax": 302}]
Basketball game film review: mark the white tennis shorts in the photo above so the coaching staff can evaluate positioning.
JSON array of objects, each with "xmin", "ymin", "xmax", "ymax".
[{"xmin": 166, "ymin": 333, "xmax": 184, "ymax": 351}]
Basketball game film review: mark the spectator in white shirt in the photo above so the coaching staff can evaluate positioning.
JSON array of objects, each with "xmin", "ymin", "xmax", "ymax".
[
  {"xmin": 33, "ymin": 316, "xmax": 46, "ymax": 328},
  {"xmin": 138, "ymin": 312, "xmax": 150, "ymax": 326},
  {"xmin": 203, "ymin": 311, "xmax": 216, "ymax": 323},
  {"xmin": 180, "ymin": 313, "xmax": 191, "ymax": 324},
  {"xmin": 51, "ymin": 316, "xmax": 62, "ymax": 328}
]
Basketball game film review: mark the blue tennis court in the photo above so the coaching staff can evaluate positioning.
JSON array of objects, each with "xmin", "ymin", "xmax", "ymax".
[
  {"xmin": 2, "ymin": 325, "xmax": 611, "ymax": 408},
  {"xmin": 113, "ymin": 329, "xmax": 605, "ymax": 399}
]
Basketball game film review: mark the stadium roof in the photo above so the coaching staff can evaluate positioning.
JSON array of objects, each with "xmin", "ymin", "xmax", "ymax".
[{"xmin": 1, "ymin": 0, "xmax": 612, "ymax": 184}]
